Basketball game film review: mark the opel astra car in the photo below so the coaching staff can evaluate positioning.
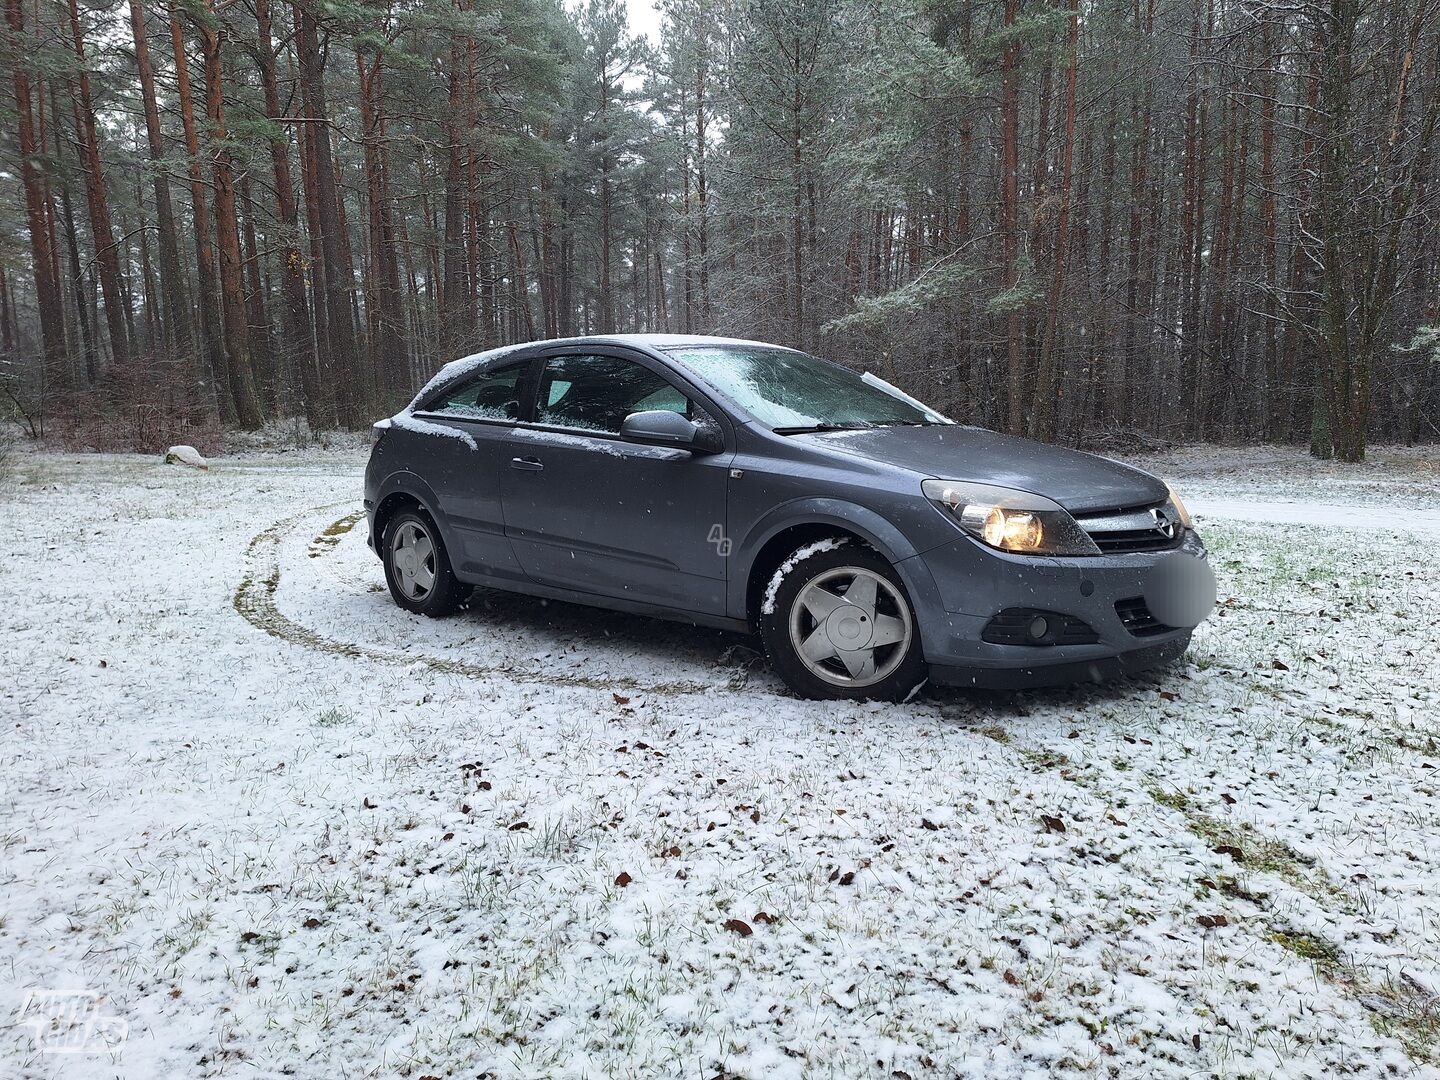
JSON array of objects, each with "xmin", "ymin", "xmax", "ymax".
[{"xmin": 364, "ymin": 335, "xmax": 1216, "ymax": 700}]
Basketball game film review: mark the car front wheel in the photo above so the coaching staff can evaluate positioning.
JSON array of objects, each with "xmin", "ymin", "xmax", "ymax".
[
  {"xmin": 759, "ymin": 541, "xmax": 926, "ymax": 701},
  {"xmin": 382, "ymin": 509, "xmax": 470, "ymax": 617}
]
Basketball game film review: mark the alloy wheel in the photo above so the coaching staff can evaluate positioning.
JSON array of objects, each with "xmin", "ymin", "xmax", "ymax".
[
  {"xmin": 390, "ymin": 520, "xmax": 437, "ymax": 601},
  {"xmin": 787, "ymin": 566, "xmax": 912, "ymax": 687}
]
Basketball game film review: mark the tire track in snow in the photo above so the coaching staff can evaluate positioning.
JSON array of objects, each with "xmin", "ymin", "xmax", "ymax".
[
  {"xmin": 232, "ymin": 504, "xmax": 723, "ymax": 697},
  {"xmin": 231, "ymin": 503, "xmax": 1437, "ymax": 1067}
]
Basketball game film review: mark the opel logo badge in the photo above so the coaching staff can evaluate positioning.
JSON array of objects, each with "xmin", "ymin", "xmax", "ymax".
[{"xmin": 1150, "ymin": 507, "xmax": 1177, "ymax": 538}]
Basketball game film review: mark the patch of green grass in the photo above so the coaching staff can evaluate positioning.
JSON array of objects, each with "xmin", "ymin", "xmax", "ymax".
[
  {"xmin": 314, "ymin": 707, "xmax": 352, "ymax": 728},
  {"xmin": 1270, "ymin": 928, "xmax": 1342, "ymax": 966},
  {"xmin": 1370, "ymin": 999, "xmax": 1440, "ymax": 1067},
  {"xmin": 1151, "ymin": 789, "xmax": 1189, "ymax": 812},
  {"xmin": 308, "ymin": 512, "xmax": 364, "ymax": 557},
  {"xmin": 1017, "ymin": 747, "xmax": 1068, "ymax": 770}
]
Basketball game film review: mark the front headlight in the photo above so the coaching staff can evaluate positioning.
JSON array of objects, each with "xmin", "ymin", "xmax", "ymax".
[
  {"xmin": 1162, "ymin": 481, "xmax": 1193, "ymax": 531},
  {"xmin": 922, "ymin": 479, "xmax": 1101, "ymax": 556}
]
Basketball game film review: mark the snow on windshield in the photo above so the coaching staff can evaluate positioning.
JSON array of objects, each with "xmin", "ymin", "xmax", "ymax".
[{"xmin": 669, "ymin": 345, "xmax": 946, "ymax": 429}]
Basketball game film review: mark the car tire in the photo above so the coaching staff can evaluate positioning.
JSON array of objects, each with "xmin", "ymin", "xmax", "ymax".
[
  {"xmin": 759, "ymin": 540, "xmax": 926, "ymax": 701},
  {"xmin": 382, "ymin": 508, "xmax": 470, "ymax": 617}
]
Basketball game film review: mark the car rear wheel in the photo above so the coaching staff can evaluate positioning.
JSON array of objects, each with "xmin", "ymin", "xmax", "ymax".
[
  {"xmin": 383, "ymin": 509, "xmax": 469, "ymax": 617},
  {"xmin": 759, "ymin": 542, "xmax": 925, "ymax": 701}
]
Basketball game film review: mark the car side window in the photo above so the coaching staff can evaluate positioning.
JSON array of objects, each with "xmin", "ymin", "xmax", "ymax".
[
  {"xmin": 537, "ymin": 354, "xmax": 693, "ymax": 434},
  {"xmin": 428, "ymin": 364, "xmax": 525, "ymax": 421}
]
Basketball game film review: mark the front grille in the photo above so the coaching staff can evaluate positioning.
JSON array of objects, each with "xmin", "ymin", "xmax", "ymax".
[
  {"xmin": 1115, "ymin": 596, "xmax": 1171, "ymax": 637},
  {"xmin": 1091, "ymin": 528, "xmax": 1182, "ymax": 554},
  {"xmin": 982, "ymin": 608, "xmax": 1100, "ymax": 647},
  {"xmin": 1076, "ymin": 504, "xmax": 1184, "ymax": 554}
]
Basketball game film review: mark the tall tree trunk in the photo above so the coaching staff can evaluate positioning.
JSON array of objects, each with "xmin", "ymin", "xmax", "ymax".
[
  {"xmin": 293, "ymin": 0, "xmax": 363, "ymax": 426},
  {"xmin": 196, "ymin": 1, "xmax": 265, "ymax": 429},
  {"xmin": 296, "ymin": 107, "xmax": 334, "ymax": 422},
  {"xmin": 37, "ymin": 73, "xmax": 68, "ymax": 362},
  {"xmin": 0, "ymin": 262, "xmax": 12, "ymax": 356},
  {"xmin": 1119, "ymin": 0, "xmax": 1156, "ymax": 428},
  {"xmin": 170, "ymin": 0, "xmax": 231, "ymax": 421},
  {"xmin": 507, "ymin": 220, "xmax": 536, "ymax": 339},
  {"xmin": 7, "ymin": 0, "xmax": 68, "ymax": 391},
  {"xmin": 694, "ymin": 50, "xmax": 711, "ymax": 325},
  {"xmin": 48, "ymin": 83, "xmax": 95, "ymax": 385},
  {"xmin": 790, "ymin": 71, "xmax": 805, "ymax": 349},
  {"xmin": 440, "ymin": 8, "xmax": 472, "ymax": 355},
  {"xmin": 64, "ymin": 0, "xmax": 129, "ymax": 369},
  {"xmin": 135, "ymin": 175, "xmax": 160, "ymax": 349},
  {"xmin": 536, "ymin": 143, "xmax": 559, "ymax": 338},
  {"xmin": 599, "ymin": 71, "xmax": 615, "ymax": 335},
  {"xmin": 681, "ymin": 102, "xmax": 693, "ymax": 333},
  {"xmin": 128, "ymin": 0, "xmax": 189, "ymax": 356},
  {"xmin": 1000, "ymin": 0, "xmax": 1023, "ymax": 434},
  {"xmin": 1029, "ymin": 0, "xmax": 1079, "ymax": 441},
  {"xmin": 1259, "ymin": 21, "xmax": 1282, "ymax": 442},
  {"xmin": 239, "ymin": 174, "xmax": 275, "ymax": 401},
  {"xmin": 356, "ymin": 44, "xmax": 407, "ymax": 399},
  {"xmin": 255, "ymin": 0, "xmax": 322, "ymax": 423}
]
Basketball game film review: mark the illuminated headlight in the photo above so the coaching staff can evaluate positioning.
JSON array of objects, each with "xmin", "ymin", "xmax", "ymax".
[
  {"xmin": 922, "ymin": 479, "xmax": 1101, "ymax": 556},
  {"xmin": 1162, "ymin": 481, "xmax": 1193, "ymax": 531}
]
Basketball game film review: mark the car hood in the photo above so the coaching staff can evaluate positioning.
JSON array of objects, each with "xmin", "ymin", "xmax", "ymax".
[{"xmin": 802, "ymin": 425, "xmax": 1168, "ymax": 514}]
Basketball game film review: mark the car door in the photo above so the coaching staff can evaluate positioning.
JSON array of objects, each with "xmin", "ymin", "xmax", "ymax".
[
  {"xmin": 499, "ymin": 349, "xmax": 734, "ymax": 615},
  {"xmin": 407, "ymin": 359, "xmax": 536, "ymax": 583}
]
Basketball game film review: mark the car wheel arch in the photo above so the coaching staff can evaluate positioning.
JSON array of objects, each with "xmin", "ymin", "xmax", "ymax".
[
  {"xmin": 372, "ymin": 472, "xmax": 446, "ymax": 550},
  {"xmin": 734, "ymin": 501, "xmax": 925, "ymax": 627}
]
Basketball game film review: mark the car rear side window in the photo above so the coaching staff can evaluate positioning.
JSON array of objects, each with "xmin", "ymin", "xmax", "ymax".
[
  {"xmin": 428, "ymin": 364, "xmax": 525, "ymax": 421},
  {"xmin": 537, "ymin": 355, "xmax": 692, "ymax": 434}
]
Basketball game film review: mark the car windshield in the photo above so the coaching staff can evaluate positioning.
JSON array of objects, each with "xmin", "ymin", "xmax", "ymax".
[{"xmin": 667, "ymin": 345, "xmax": 949, "ymax": 431}]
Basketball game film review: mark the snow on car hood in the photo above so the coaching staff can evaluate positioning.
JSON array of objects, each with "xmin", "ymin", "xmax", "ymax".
[{"xmin": 802, "ymin": 424, "xmax": 1169, "ymax": 514}]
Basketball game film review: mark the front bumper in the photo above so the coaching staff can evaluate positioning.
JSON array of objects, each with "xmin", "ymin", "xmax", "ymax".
[
  {"xmin": 898, "ymin": 529, "xmax": 1207, "ymax": 689},
  {"xmin": 928, "ymin": 633, "xmax": 1191, "ymax": 689}
]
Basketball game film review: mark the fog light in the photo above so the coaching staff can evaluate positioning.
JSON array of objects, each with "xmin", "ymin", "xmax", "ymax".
[{"xmin": 982, "ymin": 608, "xmax": 1100, "ymax": 646}]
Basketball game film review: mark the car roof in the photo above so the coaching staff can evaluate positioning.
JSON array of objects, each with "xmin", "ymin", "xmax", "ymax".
[
  {"xmin": 406, "ymin": 334, "xmax": 796, "ymax": 412},
  {"xmin": 534, "ymin": 333, "xmax": 790, "ymax": 352}
]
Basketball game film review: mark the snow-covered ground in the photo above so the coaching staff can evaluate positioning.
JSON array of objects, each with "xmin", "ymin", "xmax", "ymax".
[{"xmin": 2, "ymin": 445, "xmax": 1438, "ymax": 1079}]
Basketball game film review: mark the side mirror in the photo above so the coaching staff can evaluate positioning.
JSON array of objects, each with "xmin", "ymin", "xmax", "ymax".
[{"xmin": 620, "ymin": 410, "xmax": 722, "ymax": 454}]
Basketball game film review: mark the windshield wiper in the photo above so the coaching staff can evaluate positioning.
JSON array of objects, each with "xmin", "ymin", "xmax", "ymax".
[
  {"xmin": 771, "ymin": 423, "xmax": 871, "ymax": 435},
  {"xmin": 773, "ymin": 420, "xmax": 943, "ymax": 434}
]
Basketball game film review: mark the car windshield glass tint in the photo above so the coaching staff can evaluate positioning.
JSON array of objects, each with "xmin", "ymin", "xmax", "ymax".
[{"xmin": 668, "ymin": 346, "xmax": 946, "ymax": 430}]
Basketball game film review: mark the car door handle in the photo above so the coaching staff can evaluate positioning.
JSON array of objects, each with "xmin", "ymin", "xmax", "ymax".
[{"xmin": 510, "ymin": 456, "xmax": 544, "ymax": 472}]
